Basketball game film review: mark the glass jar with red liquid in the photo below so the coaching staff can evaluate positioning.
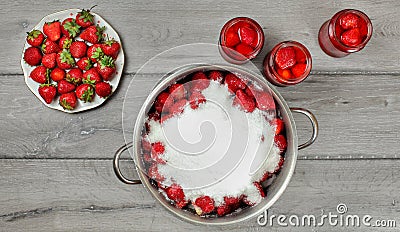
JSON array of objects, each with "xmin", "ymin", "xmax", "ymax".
[
  {"xmin": 318, "ymin": 9, "xmax": 373, "ymax": 58},
  {"xmin": 263, "ymin": 41, "xmax": 312, "ymax": 86},
  {"xmin": 219, "ymin": 17, "xmax": 265, "ymax": 64}
]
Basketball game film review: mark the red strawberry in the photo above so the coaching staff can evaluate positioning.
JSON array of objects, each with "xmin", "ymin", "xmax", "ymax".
[
  {"xmin": 169, "ymin": 99, "xmax": 187, "ymax": 115},
  {"xmin": 254, "ymin": 182, "xmax": 266, "ymax": 198},
  {"xmin": 151, "ymin": 142, "xmax": 166, "ymax": 164},
  {"xmin": 30, "ymin": 66, "xmax": 49, "ymax": 84},
  {"xmin": 76, "ymin": 8, "xmax": 95, "ymax": 28},
  {"xmin": 208, "ymin": 70, "xmax": 224, "ymax": 83},
  {"xmin": 225, "ymin": 27, "xmax": 240, "ymax": 47},
  {"xmin": 194, "ymin": 196, "xmax": 215, "ymax": 215},
  {"xmin": 190, "ymin": 72, "xmax": 210, "ymax": 92},
  {"xmin": 66, "ymin": 68, "xmax": 83, "ymax": 85},
  {"xmin": 57, "ymin": 79, "xmax": 76, "ymax": 94},
  {"xmin": 274, "ymin": 134, "xmax": 287, "ymax": 153},
  {"xmin": 43, "ymin": 20, "xmax": 61, "ymax": 42},
  {"xmin": 61, "ymin": 18, "xmax": 81, "ymax": 38},
  {"xmin": 41, "ymin": 39, "xmax": 60, "ymax": 54},
  {"xmin": 80, "ymin": 25, "xmax": 105, "ymax": 44},
  {"xmin": 26, "ymin": 30, "xmax": 44, "ymax": 47},
  {"xmin": 56, "ymin": 49, "xmax": 75, "ymax": 69},
  {"xmin": 24, "ymin": 47, "xmax": 42, "ymax": 66},
  {"xmin": 224, "ymin": 73, "xmax": 246, "ymax": 93},
  {"xmin": 168, "ymin": 83, "xmax": 186, "ymax": 100},
  {"xmin": 77, "ymin": 57, "xmax": 93, "ymax": 71},
  {"xmin": 291, "ymin": 63, "xmax": 307, "ymax": 78},
  {"xmin": 38, "ymin": 84, "xmax": 56, "ymax": 104},
  {"xmin": 96, "ymin": 55, "xmax": 116, "ymax": 81},
  {"xmin": 359, "ymin": 20, "xmax": 368, "ymax": 37},
  {"xmin": 50, "ymin": 67, "xmax": 65, "ymax": 82},
  {"xmin": 82, "ymin": 68, "xmax": 102, "ymax": 85},
  {"xmin": 87, "ymin": 44, "xmax": 104, "ymax": 62},
  {"xmin": 216, "ymin": 196, "xmax": 241, "ymax": 215},
  {"xmin": 254, "ymin": 91, "xmax": 275, "ymax": 111},
  {"xmin": 217, "ymin": 205, "xmax": 230, "ymax": 216},
  {"xmin": 76, "ymin": 83, "xmax": 95, "ymax": 102},
  {"xmin": 95, "ymin": 82, "xmax": 112, "ymax": 98},
  {"xmin": 155, "ymin": 92, "xmax": 174, "ymax": 113},
  {"xmin": 244, "ymin": 86, "xmax": 255, "ymax": 99},
  {"xmin": 189, "ymin": 91, "xmax": 206, "ymax": 109},
  {"xmin": 239, "ymin": 26, "xmax": 257, "ymax": 46},
  {"xmin": 340, "ymin": 28, "xmax": 361, "ymax": 46},
  {"xmin": 277, "ymin": 68, "xmax": 293, "ymax": 80},
  {"xmin": 339, "ymin": 13, "xmax": 360, "ymax": 30},
  {"xmin": 59, "ymin": 92, "xmax": 77, "ymax": 110},
  {"xmin": 147, "ymin": 163, "xmax": 165, "ymax": 181},
  {"xmin": 165, "ymin": 184, "xmax": 186, "ymax": 208},
  {"xmin": 294, "ymin": 47, "xmax": 306, "ymax": 63},
  {"xmin": 270, "ymin": 118, "xmax": 284, "ymax": 135},
  {"xmin": 101, "ymin": 38, "xmax": 120, "ymax": 59},
  {"xmin": 235, "ymin": 43, "xmax": 253, "ymax": 57},
  {"xmin": 274, "ymin": 155, "xmax": 285, "ymax": 173},
  {"xmin": 234, "ymin": 89, "xmax": 256, "ymax": 113},
  {"xmin": 41, "ymin": 53, "xmax": 56, "ymax": 69},
  {"xmin": 70, "ymin": 41, "xmax": 87, "ymax": 58},
  {"xmin": 275, "ymin": 47, "xmax": 296, "ymax": 69},
  {"xmin": 259, "ymin": 171, "xmax": 270, "ymax": 182},
  {"xmin": 58, "ymin": 36, "xmax": 72, "ymax": 49}
]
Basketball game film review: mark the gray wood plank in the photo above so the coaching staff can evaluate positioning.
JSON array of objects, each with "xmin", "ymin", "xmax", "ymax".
[
  {"xmin": 1, "ymin": 159, "xmax": 399, "ymax": 231},
  {"xmin": 2, "ymin": 0, "xmax": 400, "ymax": 74},
  {"xmin": 2, "ymin": 73, "xmax": 400, "ymax": 159}
]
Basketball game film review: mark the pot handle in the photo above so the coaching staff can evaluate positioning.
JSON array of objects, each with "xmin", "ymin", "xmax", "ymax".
[
  {"xmin": 113, "ymin": 142, "xmax": 142, "ymax": 185},
  {"xmin": 290, "ymin": 108, "xmax": 319, "ymax": 150}
]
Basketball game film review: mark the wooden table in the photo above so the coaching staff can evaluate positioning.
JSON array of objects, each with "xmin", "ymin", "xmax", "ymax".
[{"xmin": 1, "ymin": 1, "xmax": 399, "ymax": 231}]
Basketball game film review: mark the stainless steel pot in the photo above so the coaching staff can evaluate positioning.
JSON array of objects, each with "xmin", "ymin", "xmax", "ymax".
[{"xmin": 113, "ymin": 64, "xmax": 318, "ymax": 225}]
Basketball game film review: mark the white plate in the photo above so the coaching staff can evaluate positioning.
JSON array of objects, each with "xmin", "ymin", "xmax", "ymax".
[{"xmin": 21, "ymin": 9, "xmax": 124, "ymax": 113}]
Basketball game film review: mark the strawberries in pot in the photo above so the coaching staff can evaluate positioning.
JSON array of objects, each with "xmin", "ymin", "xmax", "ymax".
[
  {"xmin": 194, "ymin": 196, "xmax": 215, "ymax": 215},
  {"xmin": 234, "ymin": 89, "xmax": 256, "ymax": 113},
  {"xmin": 275, "ymin": 46, "xmax": 296, "ymax": 70},
  {"xmin": 155, "ymin": 92, "xmax": 174, "ymax": 113},
  {"xmin": 224, "ymin": 73, "xmax": 246, "ymax": 93},
  {"xmin": 274, "ymin": 134, "xmax": 288, "ymax": 153}
]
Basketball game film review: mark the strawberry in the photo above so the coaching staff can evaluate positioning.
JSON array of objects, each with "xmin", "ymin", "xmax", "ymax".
[
  {"xmin": 239, "ymin": 26, "xmax": 257, "ymax": 46},
  {"xmin": 234, "ymin": 89, "xmax": 255, "ymax": 113},
  {"xmin": 254, "ymin": 90, "xmax": 275, "ymax": 111},
  {"xmin": 50, "ymin": 67, "xmax": 65, "ymax": 82},
  {"xmin": 70, "ymin": 41, "xmax": 87, "ymax": 58},
  {"xmin": 208, "ymin": 70, "xmax": 224, "ymax": 83},
  {"xmin": 24, "ymin": 47, "xmax": 42, "ymax": 66},
  {"xmin": 59, "ymin": 92, "xmax": 77, "ymax": 110},
  {"xmin": 101, "ymin": 38, "xmax": 120, "ymax": 59},
  {"xmin": 194, "ymin": 196, "xmax": 215, "ymax": 215},
  {"xmin": 38, "ymin": 84, "xmax": 56, "ymax": 104},
  {"xmin": 56, "ymin": 49, "xmax": 75, "ymax": 69},
  {"xmin": 58, "ymin": 36, "xmax": 72, "ymax": 49},
  {"xmin": 274, "ymin": 134, "xmax": 287, "ymax": 153},
  {"xmin": 76, "ymin": 83, "xmax": 94, "ymax": 102},
  {"xmin": 96, "ymin": 55, "xmax": 116, "ymax": 81},
  {"xmin": 254, "ymin": 182, "xmax": 266, "ymax": 198},
  {"xmin": 82, "ymin": 68, "xmax": 102, "ymax": 85},
  {"xmin": 80, "ymin": 25, "xmax": 105, "ymax": 44},
  {"xmin": 340, "ymin": 28, "xmax": 361, "ymax": 46},
  {"xmin": 217, "ymin": 196, "xmax": 240, "ymax": 215},
  {"xmin": 87, "ymin": 44, "xmax": 104, "ymax": 62},
  {"xmin": 270, "ymin": 118, "xmax": 284, "ymax": 135},
  {"xmin": 76, "ymin": 8, "xmax": 95, "ymax": 28},
  {"xmin": 95, "ymin": 82, "xmax": 112, "ymax": 98},
  {"xmin": 225, "ymin": 27, "xmax": 240, "ymax": 47},
  {"xmin": 147, "ymin": 163, "xmax": 165, "ymax": 181},
  {"xmin": 294, "ymin": 47, "xmax": 306, "ymax": 63},
  {"xmin": 165, "ymin": 184, "xmax": 186, "ymax": 208},
  {"xmin": 168, "ymin": 83, "xmax": 186, "ymax": 100},
  {"xmin": 41, "ymin": 53, "xmax": 56, "ymax": 69},
  {"xmin": 274, "ymin": 155, "xmax": 285, "ymax": 173},
  {"xmin": 259, "ymin": 171, "xmax": 270, "ymax": 182},
  {"xmin": 359, "ymin": 20, "xmax": 368, "ymax": 37},
  {"xmin": 30, "ymin": 66, "xmax": 49, "ymax": 84},
  {"xmin": 66, "ymin": 68, "xmax": 83, "ymax": 85},
  {"xmin": 235, "ymin": 43, "xmax": 253, "ymax": 57},
  {"xmin": 155, "ymin": 92, "xmax": 174, "ymax": 113},
  {"xmin": 339, "ymin": 13, "xmax": 360, "ymax": 30},
  {"xmin": 57, "ymin": 79, "xmax": 76, "ymax": 94},
  {"xmin": 224, "ymin": 73, "xmax": 246, "ymax": 93},
  {"xmin": 151, "ymin": 142, "xmax": 166, "ymax": 164},
  {"xmin": 275, "ymin": 47, "xmax": 296, "ymax": 69},
  {"xmin": 26, "ymin": 30, "xmax": 44, "ymax": 47},
  {"xmin": 244, "ymin": 86, "xmax": 255, "ymax": 99},
  {"xmin": 77, "ymin": 57, "xmax": 93, "ymax": 71},
  {"xmin": 41, "ymin": 39, "xmax": 60, "ymax": 54},
  {"xmin": 291, "ymin": 63, "xmax": 307, "ymax": 78},
  {"xmin": 169, "ymin": 99, "xmax": 187, "ymax": 115},
  {"xmin": 217, "ymin": 205, "xmax": 230, "ymax": 216},
  {"xmin": 61, "ymin": 18, "xmax": 81, "ymax": 38},
  {"xmin": 189, "ymin": 91, "xmax": 206, "ymax": 109},
  {"xmin": 277, "ymin": 68, "xmax": 293, "ymax": 80},
  {"xmin": 190, "ymin": 72, "xmax": 210, "ymax": 92},
  {"xmin": 43, "ymin": 20, "xmax": 61, "ymax": 42}
]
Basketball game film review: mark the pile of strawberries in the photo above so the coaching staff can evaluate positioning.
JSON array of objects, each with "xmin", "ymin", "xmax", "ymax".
[
  {"xmin": 141, "ymin": 70, "xmax": 288, "ymax": 217},
  {"xmin": 23, "ymin": 8, "xmax": 120, "ymax": 110},
  {"xmin": 336, "ymin": 12, "xmax": 369, "ymax": 47},
  {"xmin": 274, "ymin": 45, "xmax": 308, "ymax": 80}
]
